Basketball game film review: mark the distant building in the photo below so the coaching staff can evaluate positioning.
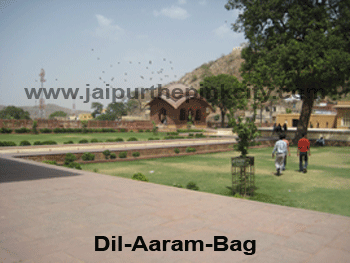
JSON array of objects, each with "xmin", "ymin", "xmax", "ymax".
[
  {"xmin": 147, "ymin": 84, "xmax": 213, "ymax": 129},
  {"xmin": 78, "ymin": 113, "xmax": 93, "ymax": 121},
  {"xmin": 334, "ymin": 101, "xmax": 350, "ymax": 129},
  {"xmin": 276, "ymin": 101, "xmax": 350, "ymax": 129}
]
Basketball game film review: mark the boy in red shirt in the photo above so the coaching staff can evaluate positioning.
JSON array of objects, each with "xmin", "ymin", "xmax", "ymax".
[{"xmin": 297, "ymin": 133, "xmax": 311, "ymax": 173}]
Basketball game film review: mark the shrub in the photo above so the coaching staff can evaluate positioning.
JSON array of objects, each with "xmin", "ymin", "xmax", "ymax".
[
  {"xmin": 64, "ymin": 153, "xmax": 76, "ymax": 165},
  {"xmin": 65, "ymin": 162, "xmax": 82, "ymax": 170},
  {"xmin": 106, "ymin": 139, "xmax": 115, "ymax": 142},
  {"xmin": 115, "ymin": 138, "xmax": 124, "ymax": 142},
  {"xmin": 40, "ymin": 128, "xmax": 52, "ymax": 133},
  {"xmin": 102, "ymin": 128, "xmax": 115, "ymax": 132},
  {"xmin": 32, "ymin": 121, "xmax": 38, "ymax": 134},
  {"xmin": 119, "ymin": 128, "xmax": 126, "ymax": 132},
  {"xmin": 82, "ymin": 152, "xmax": 95, "ymax": 161},
  {"xmin": 148, "ymin": 137, "xmax": 160, "ymax": 141},
  {"xmin": 0, "ymin": 141, "xmax": 16, "ymax": 147},
  {"xmin": 188, "ymin": 133, "xmax": 194, "ymax": 137},
  {"xmin": 152, "ymin": 121, "xmax": 158, "ymax": 135},
  {"xmin": 33, "ymin": 141, "xmax": 42, "ymax": 145},
  {"xmin": 145, "ymin": 129, "xmax": 150, "ymax": 132},
  {"xmin": 195, "ymin": 133, "xmax": 205, "ymax": 138},
  {"xmin": 132, "ymin": 152, "xmax": 140, "ymax": 157},
  {"xmin": 53, "ymin": 128, "xmax": 66, "ymax": 133},
  {"xmin": 74, "ymin": 128, "xmax": 82, "ymax": 133},
  {"xmin": 103, "ymin": 150, "xmax": 111, "ymax": 159},
  {"xmin": 15, "ymin": 127, "xmax": 30, "ymax": 133},
  {"xmin": 138, "ymin": 129, "xmax": 144, "ymax": 132},
  {"xmin": 0, "ymin": 127, "xmax": 12, "ymax": 133},
  {"xmin": 90, "ymin": 138, "xmax": 99, "ymax": 143},
  {"xmin": 19, "ymin": 140, "xmax": 31, "ymax": 146},
  {"xmin": 63, "ymin": 140, "xmax": 74, "ymax": 144},
  {"xmin": 118, "ymin": 151, "xmax": 127, "ymax": 158},
  {"xmin": 186, "ymin": 181, "xmax": 199, "ymax": 190},
  {"xmin": 177, "ymin": 129, "xmax": 204, "ymax": 133},
  {"xmin": 127, "ymin": 137, "xmax": 138, "ymax": 141},
  {"xmin": 174, "ymin": 148, "xmax": 180, "ymax": 154},
  {"xmin": 41, "ymin": 140, "xmax": 57, "ymax": 145},
  {"xmin": 110, "ymin": 153, "xmax": 117, "ymax": 159},
  {"xmin": 132, "ymin": 173, "xmax": 149, "ymax": 182},
  {"xmin": 129, "ymin": 130, "xmax": 134, "ymax": 133},
  {"xmin": 79, "ymin": 139, "xmax": 89, "ymax": 144},
  {"xmin": 185, "ymin": 147, "xmax": 196, "ymax": 153},
  {"xmin": 173, "ymin": 183, "xmax": 183, "ymax": 188},
  {"xmin": 164, "ymin": 136, "xmax": 185, "ymax": 140},
  {"xmin": 167, "ymin": 132, "xmax": 179, "ymax": 136},
  {"xmin": 93, "ymin": 168, "xmax": 99, "ymax": 173},
  {"xmin": 42, "ymin": 160, "xmax": 57, "ymax": 165}
]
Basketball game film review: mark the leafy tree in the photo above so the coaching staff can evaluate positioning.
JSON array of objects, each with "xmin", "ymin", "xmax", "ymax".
[
  {"xmin": 0, "ymin": 106, "xmax": 30, "ymax": 120},
  {"xmin": 225, "ymin": 0, "xmax": 350, "ymax": 143},
  {"xmin": 96, "ymin": 102, "xmax": 127, "ymax": 121},
  {"xmin": 125, "ymin": 99, "xmax": 139, "ymax": 115},
  {"xmin": 199, "ymin": 74, "xmax": 247, "ymax": 127},
  {"xmin": 49, "ymin": 111, "xmax": 67, "ymax": 119},
  {"xmin": 91, "ymin": 102, "xmax": 104, "ymax": 118}
]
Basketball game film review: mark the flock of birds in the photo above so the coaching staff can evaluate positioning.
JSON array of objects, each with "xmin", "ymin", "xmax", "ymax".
[
  {"xmin": 34, "ymin": 48, "xmax": 178, "ymax": 86},
  {"xmin": 91, "ymin": 48, "xmax": 177, "ymax": 85}
]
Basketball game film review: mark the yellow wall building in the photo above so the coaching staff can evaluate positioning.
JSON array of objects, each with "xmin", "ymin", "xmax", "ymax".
[
  {"xmin": 277, "ymin": 101, "xmax": 350, "ymax": 129},
  {"xmin": 276, "ymin": 114, "xmax": 337, "ymax": 129},
  {"xmin": 78, "ymin": 113, "xmax": 93, "ymax": 120},
  {"xmin": 334, "ymin": 101, "xmax": 350, "ymax": 129}
]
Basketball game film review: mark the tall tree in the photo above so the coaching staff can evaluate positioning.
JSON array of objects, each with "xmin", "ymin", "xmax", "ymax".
[
  {"xmin": 226, "ymin": 0, "xmax": 350, "ymax": 143},
  {"xmin": 91, "ymin": 102, "xmax": 104, "ymax": 118},
  {"xmin": 0, "ymin": 106, "xmax": 30, "ymax": 120},
  {"xmin": 199, "ymin": 74, "xmax": 247, "ymax": 127}
]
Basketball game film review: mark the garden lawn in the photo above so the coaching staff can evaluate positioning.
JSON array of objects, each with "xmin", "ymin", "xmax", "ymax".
[
  {"xmin": 81, "ymin": 146, "xmax": 350, "ymax": 217},
  {"xmin": 0, "ymin": 132, "xmax": 167, "ymax": 145}
]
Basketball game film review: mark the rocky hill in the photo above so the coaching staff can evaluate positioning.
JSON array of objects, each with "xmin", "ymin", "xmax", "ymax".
[
  {"xmin": 175, "ymin": 48, "xmax": 245, "ymax": 89},
  {"xmin": 0, "ymin": 104, "xmax": 90, "ymax": 119}
]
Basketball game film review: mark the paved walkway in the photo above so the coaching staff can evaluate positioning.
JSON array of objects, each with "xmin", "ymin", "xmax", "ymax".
[
  {"xmin": 1, "ymin": 156, "xmax": 350, "ymax": 262},
  {"xmin": 0, "ymin": 138, "xmax": 236, "ymax": 155}
]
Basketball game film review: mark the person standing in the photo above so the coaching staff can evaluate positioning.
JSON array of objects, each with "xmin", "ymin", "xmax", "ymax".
[
  {"xmin": 281, "ymin": 134, "xmax": 291, "ymax": 170},
  {"xmin": 283, "ymin": 123, "xmax": 288, "ymax": 132},
  {"xmin": 297, "ymin": 133, "xmax": 311, "ymax": 173},
  {"xmin": 272, "ymin": 134, "xmax": 288, "ymax": 176}
]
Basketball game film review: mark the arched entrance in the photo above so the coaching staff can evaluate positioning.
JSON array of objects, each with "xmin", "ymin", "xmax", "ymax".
[{"xmin": 159, "ymin": 108, "xmax": 167, "ymax": 124}]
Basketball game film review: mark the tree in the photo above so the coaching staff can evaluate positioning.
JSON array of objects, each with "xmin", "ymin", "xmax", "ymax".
[
  {"xmin": 125, "ymin": 99, "xmax": 139, "ymax": 115},
  {"xmin": 199, "ymin": 74, "xmax": 247, "ymax": 127},
  {"xmin": 96, "ymin": 102, "xmax": 127, "ymax": 121},
  {"xmin": 0, "ymin": 106, "xmax": 30, "ymax": 120},
  {"xmin": 226, "ymin": 0, "xmax": 350, "ymax": 143},
  {"xmin": 91, "ymin": 102, "xmax": 103, "ymax": 118},
  {"xmin": 49, "ymin": 111, "xmax": 67, "ymax": 119}
]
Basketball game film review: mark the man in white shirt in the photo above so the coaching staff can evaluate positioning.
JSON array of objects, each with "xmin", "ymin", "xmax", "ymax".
[{"xmin": 272, "ymin": 134, "xmax": 288, "ymax": 176}]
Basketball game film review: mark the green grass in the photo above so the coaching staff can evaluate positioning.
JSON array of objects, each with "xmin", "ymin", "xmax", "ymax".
[
  {"xmin": 0, "ymin": 132, "xmax": 168, "ymax": 145},
  {"xmin": 81, "ymin": 146, "xmax": 350, "ymax": 217}
]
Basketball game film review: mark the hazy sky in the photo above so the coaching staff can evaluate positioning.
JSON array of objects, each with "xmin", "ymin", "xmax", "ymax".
[{"xmin": 0, "ymin": 0, "xmax": 245, "ymax": 112}]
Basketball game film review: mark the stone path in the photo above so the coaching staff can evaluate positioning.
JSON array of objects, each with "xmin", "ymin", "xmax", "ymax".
[
  {"xmin": 0, "ymin": 138, "xmax": 236, "ymax": 155},
  {"xmin": 1, "ymin": 156, "xmax": 350, "ymax": 262}
]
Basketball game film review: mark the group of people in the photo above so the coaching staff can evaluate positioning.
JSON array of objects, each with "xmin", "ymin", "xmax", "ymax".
[
  {"xmin": 272, "ymin": 133, "xmax": 311, "ymax": 176},
  {"xmin": 273, "ymin": 123, "xmax": 288, "ymax": 134}
]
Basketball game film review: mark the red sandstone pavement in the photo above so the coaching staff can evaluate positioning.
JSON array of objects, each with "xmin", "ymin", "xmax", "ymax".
[{"xmin": 1, "ymin": 156, "xmax": 350, "ymax": 263}]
